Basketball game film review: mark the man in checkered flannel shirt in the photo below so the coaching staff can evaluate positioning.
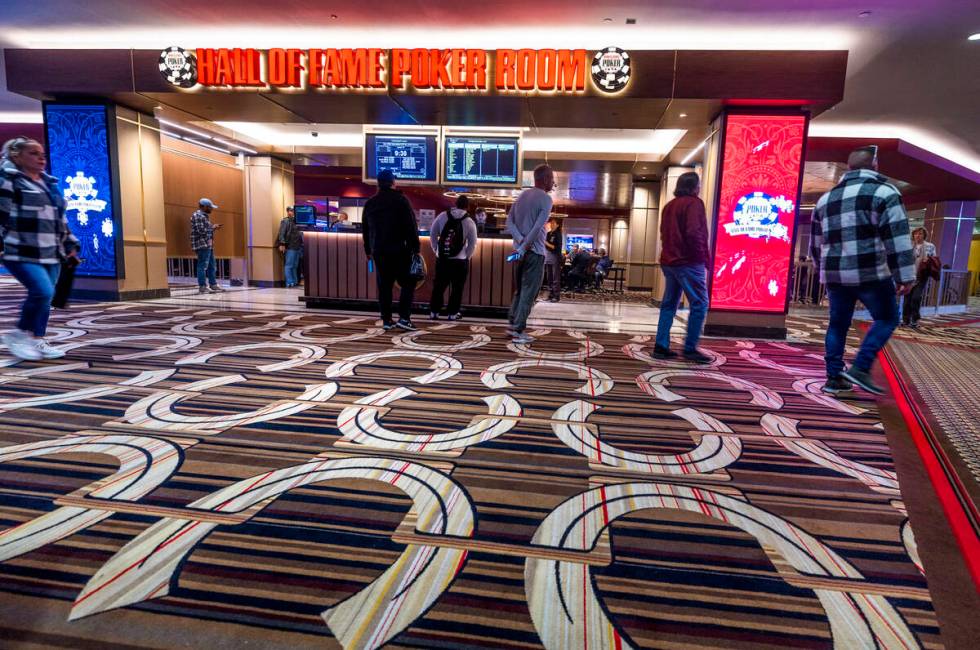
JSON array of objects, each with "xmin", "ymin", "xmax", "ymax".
[{"xmin": 810, "ymin": 146, "xmax": 915, "ymax": 396}]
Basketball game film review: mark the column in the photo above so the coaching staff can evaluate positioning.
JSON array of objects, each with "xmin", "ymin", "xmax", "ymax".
[
  {"xmin": 66, "ymin": 106, "xmax": 170, "ymax": 301},
  {"xmin": 625, "ymin": 181, "xmax": 660, "ymax": 290},
  {"xmin": 924, "ymin": 201, "xmax": 976, "ymax": 271},
  {"xmin": 702, "ymin": 111, "xmax": 809, "ymax": 340},
  {"xmin": 244, "ymin": 157, "xmax": 294, "ymax": 287}
]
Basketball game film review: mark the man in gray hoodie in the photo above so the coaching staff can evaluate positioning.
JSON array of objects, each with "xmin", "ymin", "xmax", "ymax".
[{"xmin": 429, "ymin": 195, "xmax": 478, "ymax": 320}]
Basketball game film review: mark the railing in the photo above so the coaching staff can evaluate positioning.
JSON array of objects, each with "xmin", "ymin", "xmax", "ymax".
[
  {"xmin": 789, "ymin": 263, "xmax": 974, "ymax": 313},
  {"xmin": 167, "ymin": 257, "xmax": 232, "ymax": 282}
]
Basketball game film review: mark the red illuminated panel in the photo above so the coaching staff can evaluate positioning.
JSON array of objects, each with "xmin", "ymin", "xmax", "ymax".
[{"xmin": 709, "ymin": 113, "xmax": 807, "ymax": 313}]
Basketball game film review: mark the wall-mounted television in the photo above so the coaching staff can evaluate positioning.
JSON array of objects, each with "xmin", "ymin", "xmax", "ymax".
[
  {"xmin": 293, "ymin": 205, "xmax": 316, "ymax": 226},
  {"xmin": 565, "ymin": 234, "xmax": 595, "ymax": 251},
  {"xmin": 362, "ymin": 127, "xmax": 440, "ymax": 185},
  {"xmin": 442, "ymin": 129, "xmax": 523, "ymax": 187}
]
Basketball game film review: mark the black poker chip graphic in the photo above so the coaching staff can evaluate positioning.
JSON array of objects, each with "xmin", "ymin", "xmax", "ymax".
[
  {"xmin": 591, "ymin": 47, "xmax": 631, "ymax": 93},
  {"xmin": 159, "ymin": 46, "xmax": 198, "ymax": 88}
]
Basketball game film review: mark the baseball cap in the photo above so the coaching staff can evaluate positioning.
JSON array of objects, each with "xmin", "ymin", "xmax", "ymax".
[
  {"xmin": 377, "ymin": 169, "xmax": 396, "ymax": 185},
  {"xmin": 199, "ymin": 198, "xmax": 219, "ymax": 209}
]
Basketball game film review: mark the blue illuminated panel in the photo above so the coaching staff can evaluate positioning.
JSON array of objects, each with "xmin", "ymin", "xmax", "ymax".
[{"xmin": 43, "ymin": 103, "xmax": 119, "ymax": 277}]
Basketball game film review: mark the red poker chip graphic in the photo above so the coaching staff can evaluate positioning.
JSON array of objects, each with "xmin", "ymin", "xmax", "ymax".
[
  {"xmin": 592, "ymin": 47, "xmax": 631, "ymax": 93},
  {"xmin": 159, "ymin": 46, "xmax": 198, "ymax": 88}
]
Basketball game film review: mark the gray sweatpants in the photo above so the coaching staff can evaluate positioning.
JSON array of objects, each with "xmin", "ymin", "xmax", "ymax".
[{"xmin": 508, "ymin": 252, "xmax": 545, "ymax": 332}]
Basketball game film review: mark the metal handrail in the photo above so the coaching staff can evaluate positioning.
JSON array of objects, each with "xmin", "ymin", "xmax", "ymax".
[{"xmin": 788, "ymin": 264, "xmax": 974, "ymax": 311}]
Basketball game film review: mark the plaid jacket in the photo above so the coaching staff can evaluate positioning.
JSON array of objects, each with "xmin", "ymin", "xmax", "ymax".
[
  {"xmin": 190, "ymin": 209, "xmax": 215, "ymax": 251},
  {"xmin": 0, "ymin": 159, "xmax": 79, "ymax": 264},
  {"xmin": 811, "ymin": 169, "xmax": 916, "ymax": 286}
]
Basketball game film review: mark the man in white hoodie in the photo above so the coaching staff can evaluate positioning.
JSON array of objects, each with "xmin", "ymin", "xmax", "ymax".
[{"xmin": 429, "ymin": 195, "xmax": 479, "ymax": 320}]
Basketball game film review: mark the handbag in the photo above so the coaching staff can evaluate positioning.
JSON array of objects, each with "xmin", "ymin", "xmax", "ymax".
[{"xmin": 922, "ymin": 256, "xmax": 941, "ymax": 282}]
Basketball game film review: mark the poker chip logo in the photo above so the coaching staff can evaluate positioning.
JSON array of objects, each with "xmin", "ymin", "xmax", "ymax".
[
  {"xmin": 592, "ymin": 47, "xmax": 631, "ymax": 93},
  {"xmin": 159, "ymin": 46, "xmax": 197, "ymax": 88},
  {"xmin": 725, "ymin": 191, "xmax": 794, "ymax": 241}
]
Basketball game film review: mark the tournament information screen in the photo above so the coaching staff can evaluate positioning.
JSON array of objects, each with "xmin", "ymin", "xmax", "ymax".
[
  {"xmin": 444, "ymin": 136, "xmax": 520, "ymax": 185},
  {"xmin": 364, "ymin": 134, "xmax": 438, "ymax": 183},
  {"xmin": 709, "ymin": 113, "xmax": 807, "ymax": 313}
]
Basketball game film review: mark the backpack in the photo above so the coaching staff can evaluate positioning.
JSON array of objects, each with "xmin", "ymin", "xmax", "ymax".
[{"xmin": 438, "ymin": 212, "xmax": 469, "ymax": 259}]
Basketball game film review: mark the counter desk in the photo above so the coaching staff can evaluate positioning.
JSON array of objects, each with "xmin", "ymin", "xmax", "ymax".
[{"xmin": 302, "ymin": 231, "xmax": 516, "ymax": 314}]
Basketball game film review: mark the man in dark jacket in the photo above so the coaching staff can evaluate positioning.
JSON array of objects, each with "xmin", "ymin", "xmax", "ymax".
[
  {"xmin": 277, "ymin": 207, "xmax": 303, "ymax": 288},
  {"xmin": 654, "ymin": 171, "xmax": 711, "ymax": 363},
  {"xmin": 362, "ymin": 169, "xmax": 421, "ymax": 331}
]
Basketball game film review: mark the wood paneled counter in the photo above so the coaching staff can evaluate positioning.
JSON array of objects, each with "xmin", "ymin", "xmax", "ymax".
[{"xmin": 302, "ymin": 232, "xmax": 516, "ymax": 313}]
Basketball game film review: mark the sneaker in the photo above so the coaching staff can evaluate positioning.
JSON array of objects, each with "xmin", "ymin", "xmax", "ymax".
[
  {"xmin": 429, "ymin": 312, "xmax": 440, "ymax": 321},
  {"xmin": 396, "ymin": 319, "xmax": 418, "ymax": 332},
  {"xmin": 505, "ymin": 327, "xmax": 519, "ymax": 337},
  {"xmin": 447, "ymin": 313, "xmax": 463, "ymax": 321},
  {"xmin": 841, "ymin": 366, "xmax": 885, "ymax": 395},
  {"xmin": 821, "ymin": 376, "xmax": 854, "ymax": 395},
  {"xmin": 209, "ymin": 285, "xmax": 225, "ymax": 293},
  {"xmin": 512, "ymin": 333, "xmax": 535, "ymax": 345},
  {"xmin": 198, "ymin": 286, "xmax": 209, "ymax": 294},
  {"xmin": 382, "ymin": 321, "xmax": 397, "ymax": 331},
  {"xmin": 682, "ymin": 349, "xmax": 713, "ymax": 364},
  {"xmin": 2, "ymin": 330, "xmax": 42, "ymax": 361},
  {"xmin": 34, "ymin": 339, "xmax": 66, "ymax": 360},
  {"xmin": 652, "ymin": 345, "xmax": 678, "ymax": 360}
]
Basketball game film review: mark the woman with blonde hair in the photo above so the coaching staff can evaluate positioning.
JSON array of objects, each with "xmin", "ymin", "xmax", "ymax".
[
  {"xmin": 1, "ymin": 137, "xmax": 79, "ymax": 360},
  {"xmin": 902, "ymin": 226, "xmax": 937, "ymax": 329}
]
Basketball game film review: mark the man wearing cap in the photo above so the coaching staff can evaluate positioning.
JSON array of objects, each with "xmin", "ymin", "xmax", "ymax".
[
  {"xmin": 362, "ymin": 169, "xmax": 421, "ymax": 330},
  {"xmin": 191, "ymin": 198, "xmax": 223, "ymax": 294}
]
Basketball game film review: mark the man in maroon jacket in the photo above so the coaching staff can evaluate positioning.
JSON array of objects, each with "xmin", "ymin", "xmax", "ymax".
[{"xmin": 654, "ymin": 171, "xmax": 712, "ymax": 363}]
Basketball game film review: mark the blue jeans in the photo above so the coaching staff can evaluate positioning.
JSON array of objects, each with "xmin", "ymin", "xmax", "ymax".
[
  {"xmin": 4, "ymin": 260, "xmax": 61, "ymax": 337},
  {"xmin": 825, "ymin": 279, "xmax": 899, "ymax": 377},
  {"xmin": 655, "ymin": 264, "xmax": 708, "ymax": 353},
  {"xmin": 196, "ymin": 248, "xmax": 217, "ymax": 288},
  {"xmin": 284, "ymin": 248, "xmax": 301, "ymax": 287}
]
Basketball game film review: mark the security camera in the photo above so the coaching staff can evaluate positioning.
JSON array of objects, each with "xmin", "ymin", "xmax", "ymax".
[{"xmin": 311, "ymin": 131, "xmax": 319, "ymax": 138}]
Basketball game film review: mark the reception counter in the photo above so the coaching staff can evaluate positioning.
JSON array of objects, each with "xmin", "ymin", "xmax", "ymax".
[{"xmin": 302, "ymin": 232, "xmax": 516, "ymax": 313}]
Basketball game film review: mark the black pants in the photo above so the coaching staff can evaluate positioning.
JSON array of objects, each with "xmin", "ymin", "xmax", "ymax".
[
  {"xmin": 375, "ymin": 253, "xmax": 414, "ymax": 323},
  {"xmin": 430, "ymin": 258, "xmax": 469, "ymax": 315},
  {"xmin": 902, "ymin": 279, "xmax": 927, "ymax": 324},
  {"xmin": 545, "ymin": 257, "xmax": 562, "ymax": 300}
]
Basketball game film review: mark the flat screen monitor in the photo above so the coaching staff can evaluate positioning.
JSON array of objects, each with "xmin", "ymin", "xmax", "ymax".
[
  {"xmin": 566, "ymin": 234, "xmax": 594, "ymax": 251},
  {"xmin": 363, "ymin": 133, "xmax": 439, "ymax": 184},
  {"xmin": 43, "ymin": 102, "xmax": 121, "ymax": 278},
  {"xmin": 293, "ymin": 205, "xmax": 316, "ymax": 226},
  {"xmin": 443, "ymin": 135, "xmax": 521, "ymax": 187}
]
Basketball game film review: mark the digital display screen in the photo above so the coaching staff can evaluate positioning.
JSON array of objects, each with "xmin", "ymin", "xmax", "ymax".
[
  {"xmin": 43, "ymin": 103, "xmax": 119, "ymax": 277},
  {"xmin": 444, "ymin": 135, "xmax": 520, "ymax": 185},
  {"xmin": 709, "ymin": 113, "xmax": 807, "ymax": 313},
  {"xmin": 293, "ymin": 205, "xmax": 316, "ymax": 226},
  {"xmin": 565, "ymin": 234, "xmax": 594, "ymax": 251},
  {"xmin": 364, "ymin": 133, "xmax": 438, "ymax": 183}
]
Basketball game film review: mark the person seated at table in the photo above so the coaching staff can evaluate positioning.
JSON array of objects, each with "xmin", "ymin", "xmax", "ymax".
[
  {"xmin": 567, "ymin": 245, "xmax": 593, "ymax": 292},
  {"xmin": 594, "ymin": 248, "xmax": 613, "ymax": 289}
]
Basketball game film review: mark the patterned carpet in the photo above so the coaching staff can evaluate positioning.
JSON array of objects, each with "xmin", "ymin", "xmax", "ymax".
[{"xmin": 0, "ymin": 284, "xmax": 962, "ymax": 648}]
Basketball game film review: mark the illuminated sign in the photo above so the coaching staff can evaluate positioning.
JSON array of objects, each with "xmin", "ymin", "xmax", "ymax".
[
  {"xmin": 709, "ymin": 112, "xmax": 807, "ymax": 313},
  {"xmin": 43, "ymin": 103, "xmax": 121, "ymax": 278},
  {"xmin": 444, "ymin": 136, "xmax": 520, "ymax": 185},
  {"xmin": 158, "ymin": 47, "xmax": 631, "ymax": 95}
]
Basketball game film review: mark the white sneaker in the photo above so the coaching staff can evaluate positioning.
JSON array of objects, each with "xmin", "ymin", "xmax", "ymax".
[
  {"xmin": 512, "ymin": 333, "xmax": 535, "ymax": 345},
  {"xmin": 208, "ymin": 285, "xmax": 225, "ymax": 293},
  {"xmin": 2, "ymin": 330, "xmax": 42, "ymax": 361},
  {"xmin": 34, "ymin": 339, "xmax": 66, "ymax": 359}
]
